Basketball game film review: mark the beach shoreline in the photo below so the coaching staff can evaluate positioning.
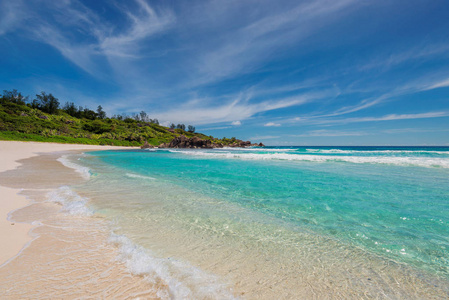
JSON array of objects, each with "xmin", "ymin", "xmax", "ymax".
[
  {"xmin": 1, "ymin": 141, "xmax": 448, "ymax": 299},
  {"xmin": 0, "ymin": 141, "xmax": 134, "ymax": 265}
]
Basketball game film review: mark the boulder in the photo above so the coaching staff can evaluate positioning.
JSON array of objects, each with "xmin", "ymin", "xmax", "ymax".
[
  {"xmin": 141, "ymin": 141, "xmax": 154, "ymax": 149},
  {"xmin": 161, "ymin": 135, "xmax": 260, "ymax": 149}
]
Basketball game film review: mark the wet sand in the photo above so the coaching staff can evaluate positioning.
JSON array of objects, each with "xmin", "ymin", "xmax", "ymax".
[
  {"xmin": 0, "ymin": 141, "xmax": 130, "ymax": 265},
  {"xmin": 0, "ymin": 142, "xmax": 162, "ymax": 298}
]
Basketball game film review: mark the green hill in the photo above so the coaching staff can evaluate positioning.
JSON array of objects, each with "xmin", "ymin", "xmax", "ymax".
[{"xmin": 0, "ymin": 89, "xmax": 244, "ymax": 147}]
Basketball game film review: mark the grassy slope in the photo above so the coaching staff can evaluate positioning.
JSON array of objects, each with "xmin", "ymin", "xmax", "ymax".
[{"xmin": 0, "ymin": 101, "xmax": 225, "ymax": 147}]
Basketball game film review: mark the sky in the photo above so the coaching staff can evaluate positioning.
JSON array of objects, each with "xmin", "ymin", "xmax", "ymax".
[{"xmin": 1, "ymin": 0, "xmax": 449, "ymax": 146}]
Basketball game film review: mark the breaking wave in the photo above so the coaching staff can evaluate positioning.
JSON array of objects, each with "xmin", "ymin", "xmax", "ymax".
[
  {"xmin": 125, "ymin": 173, "xmax": 156, "ymax": 180},
  {"xmin": 109, "ymin": 234, "xmax": 235, "ymax": 300},
  {"xmin": 57, "ymin": 155, "xmax": 91, "ymax": 180},
  {"xmin": 170, "ymin": 150, "xmax": 449, "ymax": 168},
  {"xmin": 46, "ymin": 186, "xmax": 93, "ymax": 216},
  {"xmin": 305, "ymin": 149, "xmax": 449, "ymax": 155}
]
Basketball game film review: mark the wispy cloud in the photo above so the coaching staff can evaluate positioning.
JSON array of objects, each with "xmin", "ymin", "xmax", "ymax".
[
  {"xmin": 99, "ymin": 0, "xmax": 174, "ymax": 58},
  {"xmin": 21, "ymin": 0, "xmax": 174, "ymax": 77},
  {"xmin": 231, "ymin": 121, "xmax": 241, "ymax": 126},
  {"xmin": 264, "ymin": 122, "xmax": 281, "ymax": 127},
  {"xmin": 193, "ymin": 0, "xmax": 357, "ymax": 85},
  {"xmin": 293, "ymin": 129, "xmax": 367, "ymax": 137},
  {"xmin": 0, "ymin": 0, "xmax": 26, "ymax": 35},
  {"xmin": 424, "ymin": 78, "xmax": 449, "ymax": 90},
  {"xmin": 249, "ymin": 135, "xmax": 280, "ymax": 140},
  {"xmin": 358, "ymin": 44, "xmax": 449, "ymax": 72},
  {"xmin": 305, "ymin": 111, "xmax": 449, "ymax": 126},
  {"xmin": 382, "ymin": 127, "xmax": 449, "ymax": 134},
  {"xmin": 153, "ymin": 89, "xmax": 332, "ymax": 125}
]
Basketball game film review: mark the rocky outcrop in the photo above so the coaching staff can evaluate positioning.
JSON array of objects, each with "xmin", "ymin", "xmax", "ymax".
[
  {"xmin": 158, "ymin": 135, "xmax": 222, "ymax": 149},
  {"xmin": 140, "ymin": 141, "xmax": 154, "ymax": 149},
  {"xmin": 154, "ymin": 135, "xmax": 265, "ymax": 149},
  {"xmin": 225, "ymin": 140, "xmax": 265, "ymax": 147}
]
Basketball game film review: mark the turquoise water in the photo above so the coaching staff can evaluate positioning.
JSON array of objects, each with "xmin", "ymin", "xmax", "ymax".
[{"xmin": 68, "ymin": 146, "xmax": 449, "ymax": 297}]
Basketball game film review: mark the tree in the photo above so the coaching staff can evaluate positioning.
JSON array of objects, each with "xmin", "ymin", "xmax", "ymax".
[
  {"xmin": 97, "ymin": 105, "xmax": 106, "ymax": 119},
  {"xmin": 139, "ymin": 111, "xmax": 149, "ymax": 122},
  {"xmin": 63, "ymin": 102, "xmax": 77, "ymax": 117},
  {"xmin": 1, "ymin": 89, "xmax": 27, "ymax": 105},
  {"xmin": 170, "ymin": 123, "xmax": 176, "ymax": 129},
  {"xmin": 32, "ymin": 92, "xmax": 60, "ymax": 114},
  {"xmin": 176, "ymin": 124, "xmax": 186, "ymax": 131},
  {"xmin": 82, "ymin": 107, "xmax": 97, "ymax": 120},
  {"xmin": 187, "ymin": 125, "xmax": 195, "ymax": 133},
  {"xmin": 132, "ymin": 113, "xmax": 140, "ymax": 121}
]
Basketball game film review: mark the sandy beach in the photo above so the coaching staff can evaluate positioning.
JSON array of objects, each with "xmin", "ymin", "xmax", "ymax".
[
  {"xmin": 0, "ymin": 141, "xmax": 167, "ymax": 299},
  {"xmin": 0, "ymin": 141, "xmax": 131, "ymax": 265}
]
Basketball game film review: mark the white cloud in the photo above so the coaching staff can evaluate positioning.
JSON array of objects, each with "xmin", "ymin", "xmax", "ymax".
[
  {"xmin": 425, "ymin": 78, "xmax": 449, "ymax": 90},
  {"xmin": 231, "ymin": 120, "xmax": 241, "ymax": 126},
  {"xmin": 153, "ymin": 90, "xmax": 330, "ymax": 125},
  {"xmin": 193, "ymin": 0, "xmax": 357, "ymax": 85},
  {"xmin": 99, "ymin": 0, "xmax": 174, "ymax": 58},
  {"xmin": 294, "ymin": 130, "xmax": 366, "ymax": 137},
  {"xmin": 25, "ymin": 0, "xmax": 174, "ymax": 77},
  {"xmin": 306, "ymin": 110, "xmax": 449, "ymax": 126},
  {"xmin": 249, "ymin": 135, "xmax": 280, "ymax": 140},
  {"xmin": 264, "ymin": 122, "xmax": 281, "ymax": 127},
  {"xmin": 0, "ymin": 1, "xmax": 25, "ymax": 35}
]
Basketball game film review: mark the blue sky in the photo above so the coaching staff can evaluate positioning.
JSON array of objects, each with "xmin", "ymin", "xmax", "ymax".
[{"xmin": 1, "ymin": 0, "xmax": 449, "ymax": 145}]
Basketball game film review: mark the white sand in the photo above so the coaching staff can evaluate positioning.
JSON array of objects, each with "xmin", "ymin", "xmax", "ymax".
[{"xmin": 0, "ymin": 141, "xmax": 133, "ymax": 265}]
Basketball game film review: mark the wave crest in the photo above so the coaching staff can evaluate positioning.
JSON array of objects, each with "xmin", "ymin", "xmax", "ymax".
[
  {"xmin": 109, "ymin": 234, "xmax": 235, "ymax": 300},
  {"xmin": 57, "ymin": 155, "xmax": 91, "ymax": 180},
  {"xmin": 170, "ymin": 150, "xmax": 449, "ymax": 168},
  {"xmin": 47, "ymin": 186, "xmax": 93, "ymax": 216}
]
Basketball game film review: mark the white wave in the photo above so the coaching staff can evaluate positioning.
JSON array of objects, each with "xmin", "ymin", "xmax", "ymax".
[
  {"xmin": 221, "ymin": 147, "xmax": 296, "ymax": 152},
  {"xmin": 125, "ymin": 173, "xmax": 156, "ymax": 180},
  {"xmin": 109, "ymin": 234, "xmax": 235, "ymax": 300},
  {"xmin": 57, "ymin": 155, "xmax": 91, "ymax": 180},
  {"xmin": 171, "ymin": 151, "xmax": 449, "ymax": 168},
  {"xmin": 46, "ymin": 186, "xmax": 93, "ymax": 216},
  {"xmin": 305, "ymin": 149, "xmax": 449, "ymax": 155}
]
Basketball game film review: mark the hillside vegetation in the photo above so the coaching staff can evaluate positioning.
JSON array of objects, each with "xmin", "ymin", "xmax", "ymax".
[{"xmin": 0, "ymin": 89, "xmax": 244, "ymax": 147}]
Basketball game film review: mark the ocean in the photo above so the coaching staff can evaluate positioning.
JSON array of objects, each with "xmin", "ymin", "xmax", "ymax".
[{"xmin": 57, "ymin": 146, "xmax": 449, "ymax": 298}]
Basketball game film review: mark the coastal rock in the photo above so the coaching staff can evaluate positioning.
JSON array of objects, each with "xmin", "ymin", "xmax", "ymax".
[
  {"xmin": 160, "ymin": 135, "xmax": 261, "ymax": 149},
  {"xmin": 161, "ymin": 135, "xmax": 225, "ymax": 149},
  {"xmin": 141, "ymin": 141, "xmax": 154, "ymax": 149},
  {"xmin": 227, "ymin": 140, "xmax": 253, "ymax": 147}
]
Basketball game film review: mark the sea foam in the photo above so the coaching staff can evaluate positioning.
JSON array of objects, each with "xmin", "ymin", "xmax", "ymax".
[
  {"xmin": 46, "ymin": 186, "xmax": 93, "ymax": 216},
  {"xmin": 125, "ymin": 173, "xmax": 156, "ymax": 180},
  {"xmin": 57, "ymin": 155, "xmax": 91, "ymax": 180},
  {"xmin": 170, "ymin": 150, "xmax": 449, "ymax": 168},
  {"xmin": 109, "ymin": 233, "xmax": 235, "ymax": 300},
  {"xmin": 305, "ymin": 149, "xmax": 449, "ymax": 155}
]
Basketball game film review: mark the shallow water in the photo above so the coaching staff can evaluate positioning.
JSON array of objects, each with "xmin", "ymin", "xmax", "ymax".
[{"xmin": 58, "ymin": 146, "xmax": 449, "ymax": 298}]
